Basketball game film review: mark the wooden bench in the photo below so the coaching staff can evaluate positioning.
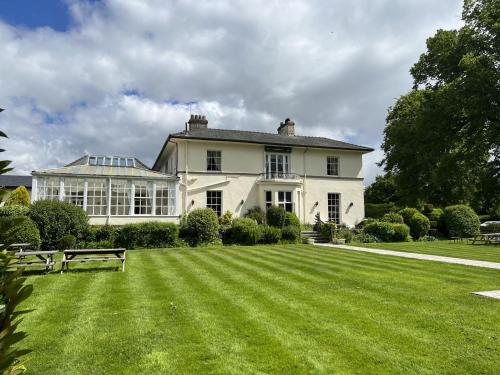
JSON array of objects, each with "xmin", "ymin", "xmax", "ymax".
[
  {"xmin": 471, "ymin": 233, "xmax": 500, "ymax": 245},
  {"xmin": 15, "ymin": 250, "xmax": 58, "ymax": 273},
  {"xmin": 61, "ymin": 248, "xmax": 126, "ymax": 273}
]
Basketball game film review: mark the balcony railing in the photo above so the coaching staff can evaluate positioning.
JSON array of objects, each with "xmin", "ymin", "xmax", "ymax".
[{"xmin": 261, "ymin": 172, "xmax": 301, "ymax": 180}]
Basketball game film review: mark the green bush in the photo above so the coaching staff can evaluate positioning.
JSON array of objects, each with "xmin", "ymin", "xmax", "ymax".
[
  {"xmin": 5, "ymin": 186, "xmax": 30, "ymax": 207},
  {"xmin": 408, "ymin": 213, "xmax": 430, "ymax": 239},
  {"xmin": 381, "ymin": 212, "xmax": 404, "ymax": 224},
  {"xmin": 266, "ymin": 205, "xmax": 286, "ymax": 227},
  {"xmin": 29, "ymin": 200, "xmax": 89, "ymax": 250},
  {"xmin": 337, "ymin": 228, "xmax": 353, "ymax": 243},
  {"xmin": 218, "ymin": 211, "xmax": 233, "ymax": 241},
  {"xmin": 427, "ymin": 208, "xmax": 444, "ymax": 222},
  {"xmin": 398, "ymin": 208, "xmax": 420, "ymax": 225},
  {"xmin": 355, "ymin": 218, "xmax": 377, "ymax": 229},
  {"xmin": 443, "ymin": 205, "xmax": 480, "ymax": 237},
  {"xmin": 57, "ymin": 235, "xmax": 76, "ymax": 251},
  {"xmin": 82, "ymin": 240, "xmax": 113, "ymax": 249},
  {"xmin": 244, "ymin": 206, "xmax": 265, "ymax": 224},
  {"xmin": 362, "ymin": 221, "xmax": 410, "ymax": 242},
  {"xmin": 0, "ymin": 217, "xmax": 41, "ymax": 250},
  {"xmin": 85, "ymin": 225, "xmax": 118, "ymax": 244},
  {"xmin": 284, "ymin": 212, "xmax": 300, "ymax": 228},
  {"xmin": 352, "ymin": 233, "xmax": 380, "ymax": 243},
  {"xmin": 230, "ymin": 218, "xmax": 261, "ymax": 245},
  {"xmin": 320, "ymin": 222, "xmax": 337, "ymax": 242},
  {"xmin": 281, "ymin": 225, "xmax": 301, "ymax": 243},
  {"xmin": 365, "ymin": 203, "xmax": 397, "ymax": 219},
  {"xmin": 186, "ymin": 208, "xmax": 220, "ymax": 246},
  {"xmin": 115, "ymin": 222, "xmax": 179, "ymax": 249},
  {"xmin": 0, "ymin": 205, "xmax": 30, "ymax": 217},
  {"xmin": 259, "ymin": 225, "xmax": 282, "ymax": 244}
]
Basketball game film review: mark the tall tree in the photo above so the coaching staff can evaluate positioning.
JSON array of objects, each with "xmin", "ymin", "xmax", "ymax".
[{"xmin": 381, "ymin": 0, "xmax": 499, "ymax": 214}]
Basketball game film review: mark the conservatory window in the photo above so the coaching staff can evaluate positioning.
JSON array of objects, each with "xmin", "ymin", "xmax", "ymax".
[
  {"xmin": 86, "ymin": 178, "xmax": 108, "ymax": 216},
  {"xmin": 63, "ymin": 178, "xmax": 85, "ymax": 208},
  {"xmin": 110, "ymin": 180, "xmax": 131, "ymax": 215},
  {"xmin": 134, "ymin": 181, "xmax": 153, "ymax": 215},
  {"xmin": 37, "ymin": 177, "xmax": 60, "ymax": 200},
  {"xmin": 156, "ymin": 182, "xmax": 176, "ymax": 216}
]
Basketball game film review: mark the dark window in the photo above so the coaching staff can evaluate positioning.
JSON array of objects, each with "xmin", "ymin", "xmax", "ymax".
[
  {"xmin": 328, "ymin": 193, "xmax": 340, "ymax": 224},
  {"xmin": 207, "ymin": 151, "xmax": 221, "ymax": 171},
  {"xmin": 278, "ymin": 191, "xmax": 293, "ymax": 212},
  {"xmin": 206, "ymin": 190, "xmax": 222, "ymax": 216},
  {"xmin": 327, "ymin": 156, "xmax": 339, "ymax": 176},
  {"xmin": 265, "ymin": 191, "xmax": 272, "ymax": 208}
]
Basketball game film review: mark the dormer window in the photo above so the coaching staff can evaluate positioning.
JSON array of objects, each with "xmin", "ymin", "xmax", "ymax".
[{"xmin": 87, "ymin": 156, "xmax": 136, "ymax": 168}]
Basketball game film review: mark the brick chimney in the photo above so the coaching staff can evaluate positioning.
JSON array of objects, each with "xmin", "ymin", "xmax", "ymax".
[
  {"xmin": 187, "ymin": 114, "xmax": 208, "ymax": 131},
  {"xmin": 277, "ymin": 118, "xmax": 295, "ymax": 136}
]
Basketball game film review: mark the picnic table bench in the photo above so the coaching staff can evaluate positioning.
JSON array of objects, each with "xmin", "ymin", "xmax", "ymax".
[
  {"xmin": 1, "ymin": 243, "xmax": 34, "ymax": 252},
  {"xmin": 15, "ymin": 250, "xmax": 58, "ymax": 272},
  {"xmin": 61, "ymin": 248, "xmax": 126, "ymax": 273},
  {"xmin": 471, "ymin": 233, "xmax": 500, "ymax": 245}
]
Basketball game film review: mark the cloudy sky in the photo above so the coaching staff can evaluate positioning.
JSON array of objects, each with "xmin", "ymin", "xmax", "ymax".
[{"xmin": 0, "ymin": 0, "xmax": 463, "ymax": 184}]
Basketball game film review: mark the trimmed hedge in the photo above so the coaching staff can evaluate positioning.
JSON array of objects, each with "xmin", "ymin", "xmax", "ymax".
[
  {"xmin": 5, "ymin": 186, "xmax": 30, "ymax": 207},
  {"xmin": 115, "ymin": 222, "xmax": 179, "ymax": 249},
  {"xmin": 398, "ymin": 208, "xmax": 420, "ymax": 225},
  {"xmin": 443, "ymin": 205, "xmax": 480, "ymax": 237},
  {"xmin": 381, "ymin": 212, "xmax": 404, "ymax": 224},
  {"xmin": 281, "ymin": 225, "xmax": 301, "ymax": 243},
  {"xmin": 362, "ymin": 221, "xmax": 410, "ymax": 242},
  {"xmin": 0, "ymin": 216, "xmax": 41, "ymax": 250},
  {"xmin": 185, "ymin": 208, "xmax": 220, "ymax": 246},
  {"xmin": 230, "ymin": 218, "xmax": 261, "ymax": 245},
  {"xmin": 0, "ymin": 204, "xmax": 30, "ymax": 217},
  {"xmin": 259, "ymin": 225, "xmax": 282, "ymax": 244},
  {"xmin": 244, "ymin": 206, "xmax": 266, "ymax": 224},
  {"xmin": 365, "ymin": 203, "xmax": 397, "ymax": 219},
  {"xmin": 427, "ymin": 208, "xmax": 444, "ymax": 222},
  {"xmin": 266, "ymin": 205, "xmax": 286, "ymax": 227},
  {"xmin": 408, "ymin": 213, "xmax": 430, "ymax": 239},
  {"xmin": 284, "ymin": 212, "xmax": 300, "ymax": 227},
  {"xmin": 29, "ymin": 200, "xmax": 89, "ymax": 250}
]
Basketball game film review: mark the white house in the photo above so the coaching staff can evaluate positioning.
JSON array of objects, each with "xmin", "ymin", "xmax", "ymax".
[{"xmin": 31, "ymin": 115, "xmax": 372, "ymax": 226}]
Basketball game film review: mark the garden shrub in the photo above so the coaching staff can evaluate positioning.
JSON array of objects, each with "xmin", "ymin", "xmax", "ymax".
[
  {"xmin": 427, "ymin": 208, "xmax": 444, "ymax": 223},
  {"xmin": 0, "ymin": 204, "xmax": 30, "ymax": 217},
  {"xmin": 281, "ymin": 225, "xmax": 301, "ymax": 243},
  {"xmin": 230, "ymin": 218, "xmax": 261, "ymax": 245},
  {"xmin": 57, "ymin": 235, "xmax": 76, "ymax": 251},
  {"xmin": 5, "ymin": 186, "xmax": 30, "ymax": 207},
  {"xmin": 83, "ymin": 240, "xmax": 113, "ymax": 249},
  {"xmin": 443, "ymin": 205, "xmax": 480, "ymax": 237},
  {"xmin": 365, "ymin": 203, "xmax": 397, "ymax": 219},
  {"xmin": 336, "ymin": 227, "xmax": 353, "ymax": 243},
  {"xmin": 320, "ymin": 222, "xmax": 336, "ymax": 242},
  {"xmin": 29, "ymin": 200, "xmax": 89, "ymax": 250},
  {"xmin": 284, "ymin": 212, "xmax": 300, "ymax": 228},
  {"xmin": 85, "ymin": 225, "xmax": 118, "ymax": 244},
  {"xmin": 381, "ymin": 212, "xmax": 404, "ymax": 224},
  {"xmin": 266, "ymin": 205, "xmax": 286, "ymax": 227},
  {"xmin": 115, "ymin": 222, "xmax": 179, "ymax": 249},
  {"xmin": 352, "ymin": 232, "xmax": 379, "ymax": 243},
  {"xmin": 244, "ymin": 206, "xmax": 265, "ymax": 224},
  {"xmin": 219, "ymin": 211, "xmax": 233, "ymax": 241},
  {"xmin": 408, "ymin": 212, "xmax": 430, "ymax": 239},
  {"xmin": 419, "ymin": 235, "xmax": 438, "ymax": 242},
  {"xmin": 0, "ymin": 217, "xmax": 41, "ymax": 250},
  {"xmin": 362, "ymin": 221, "xmax": 410, "ymax": 242},
  {"xmin": 185, "ymin": 208, "xmax": 220, "ymax": 246},
  {"xmin": 259, "ymin": 225, "xmax": 281, "ymax": 244},
  {"xmin": 355, "ymin": 218, "xmax": 377, "ymax": 229},
  {"xmin": 398, "ymin": 208, "xmax": 420, "ymax": 225}
]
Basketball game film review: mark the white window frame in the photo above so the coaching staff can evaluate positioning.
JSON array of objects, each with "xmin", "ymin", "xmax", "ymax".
[
  {"xmin": 327, "ymin": 156, "xmax": 339, "ymax": 176},
  {"xmin": 277, "ymin": 191, "xmax": 293, "ymax": 212},
  {"xmin": 86, "ymin": 178, "xmax": 108, "ymax": 216},
  {"xmin": 110, "ymin": 180, "xmax": 132, "ymax": 216},
  {"xmin": 207, "ymin": 150, "xmax": 222, "ymax": 172},
  {"xmin": 327, "ymin": 193, "xmax": 341, "ymax": 224},
  {"xmin": 265, "ymin": 153, "xmax": 290, "ymax": 178}
]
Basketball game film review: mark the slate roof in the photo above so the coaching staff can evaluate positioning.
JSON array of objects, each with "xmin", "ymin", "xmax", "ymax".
[
  {"xmin": 169, "ymin": 128, "xmax": 374, "ymax": 152},
  {"xmin": 0, "ymin": 175, "xmax": 32, "ymax": 188}
]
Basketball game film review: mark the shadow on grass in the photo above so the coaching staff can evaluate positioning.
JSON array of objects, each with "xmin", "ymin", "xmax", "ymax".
[{"xmin": 22, "ymin": 266, "xmax": 121, "ymax": 276}]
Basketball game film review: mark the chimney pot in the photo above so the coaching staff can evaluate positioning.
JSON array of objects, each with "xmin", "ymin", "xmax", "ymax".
[
  {"xmin": 188, "ymin": 113, "xmax": 208, "ymax": 131},
  {"xmin": 277, "ymin": 117, "xmax": 295, "ymax": 136}
]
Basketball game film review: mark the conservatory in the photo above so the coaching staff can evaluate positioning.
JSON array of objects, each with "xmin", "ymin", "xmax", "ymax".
[{"xmin": 31, "ymin": 155, "xmax": 179, "ymax": 225}]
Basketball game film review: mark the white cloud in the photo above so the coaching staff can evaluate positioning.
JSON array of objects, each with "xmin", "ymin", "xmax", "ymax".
[{"xmin": 0, "ymin": 0, "xmax": 464, "ymax": 183}]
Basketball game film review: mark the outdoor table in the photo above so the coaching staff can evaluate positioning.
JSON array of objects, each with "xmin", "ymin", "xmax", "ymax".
[
  {"xmin": 471, "ymin": 233, "xmax": 500, "ymax": 245},
  {"xmin": 15, "ymin": 250, "xmax": 58, "ymax": 272},
  {"xmin": 1, "ymin": 243, "xmax": 33, "ymax": 252},
  {"xmin": 61, "ymin": 248, "xmax": 126, "ymax": 273}
]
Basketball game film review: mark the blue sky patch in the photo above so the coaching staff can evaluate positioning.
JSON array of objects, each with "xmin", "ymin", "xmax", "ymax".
[{"xmin": 0, "ymin": 0, "xmax": 71, "ymax": 31}]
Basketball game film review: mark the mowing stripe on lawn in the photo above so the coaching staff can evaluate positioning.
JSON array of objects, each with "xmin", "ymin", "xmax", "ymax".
[
  {"xmin": 152, "ymin": 250, "xmax": 310, "ymax": 374},
  {"xmin": 197, "ymin": 248, "xmax": 440, "ymax": 373}
]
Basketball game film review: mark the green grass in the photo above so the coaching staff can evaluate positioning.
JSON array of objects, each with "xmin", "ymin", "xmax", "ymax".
[
  {"xmin": 353, "ymin": 240, "xmax": 500, "ymax": 263},
  {"xmin": 19, "ymin": 245, "xmax": 500, "ymax": 374}
]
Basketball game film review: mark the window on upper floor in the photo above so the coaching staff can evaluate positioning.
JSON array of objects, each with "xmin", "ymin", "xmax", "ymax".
[
  {"xmin": 207, "ymin": 150, "xmax": 222, "ymax": 171},
  {"xmin": 327, "ymin": 156, "xmax": 339, "ymax": 176},
  {"xmin": 265, "ymin": 154, "xmax": 290, "ymax": 178}
]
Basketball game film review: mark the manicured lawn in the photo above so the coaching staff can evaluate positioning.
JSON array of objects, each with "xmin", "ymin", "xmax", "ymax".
[
  {"xmin": 20, "ymin": 245, "xmax": 500, "ymax": 374},
  {"xmin": 354, "ymin": 240, "xmax": 500, "ymax": 263}
]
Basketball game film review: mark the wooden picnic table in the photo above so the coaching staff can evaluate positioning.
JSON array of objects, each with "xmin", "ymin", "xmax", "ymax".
[
  {"xmin": 471, "ymin": 233, "xmax": 500, "ymax": 245},
  {"xmin": 61, "ymin": 248, "xmax": 126, "ymax": 273},
  {"xmin": 1, "ymin": 243, "xmax": 33, "ymax": 251},
  {"xmin": 15, "ymin": 250, "xmax": 58, "ymax": 272}
]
